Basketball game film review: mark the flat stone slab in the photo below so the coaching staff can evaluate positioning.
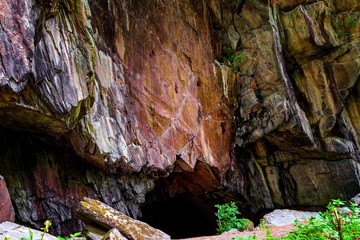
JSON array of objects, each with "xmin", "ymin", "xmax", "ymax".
[
  {"xmin": 0, "ymin": 221, "xmax": 57, "ymax": 240},
  {"xmin": 263, "ymin": 209, "xmax": 318, "ymax": 226}
]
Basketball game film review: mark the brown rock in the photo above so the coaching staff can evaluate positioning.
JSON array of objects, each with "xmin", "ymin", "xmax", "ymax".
[
  {"xmin": 240, "ymin": 4, "xmax": 263, "ymax": 30},
  {"xmin": 333, "ymin": 0, "xmax": 360, "ymax": 12},
  {"xmin": 102, "ymin": 228, "xmax": 127, "ymax": 240},
  {"xmin": 77, "ymin": 198, "xmax": 170, "ymax": 240},
  {"xmin": 0, "ymin": 0, "xmax": 359, "ymax": 236},
  {"xmin": 276, "ymin": 0, "xmax": 318, "ymax": 10},
  {"xmin": 281, "ymin": 2, "xmax": 340, "ymax": 62},
  {"xmin": 0, "ymin": 176, "xmax": 14, "ymax": 223}
]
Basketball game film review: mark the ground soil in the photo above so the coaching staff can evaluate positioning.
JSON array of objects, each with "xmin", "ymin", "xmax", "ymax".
[{"xmin": 180, "ymin": 222, "xmax": 304, "ymax": 240}]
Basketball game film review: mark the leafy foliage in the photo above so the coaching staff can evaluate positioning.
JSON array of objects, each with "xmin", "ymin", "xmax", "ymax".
[
  {"xmin": 229, "ymin": 200, "xmax": 360, "ymax": 240},
  {"xmin": 334, "ymin": 16, "xmax": 357, "ymax": 39},
  {"xmin": 224, "ymin": 47, "xmax": 244, "ymax": 73},
  {"xmin": 57, "ymin": 232, "xmax": 82, "ymax": 240},
  {"xmin": 281, "ymin": 199, "xmax": 360, "ymax": 240},
  {"xmin": 20, "ymin": 229, "xmax": 34, "ymax": 240},
  {"xmin": 232, "ymin": 235, "xmax": 257, "ymax": 240},
  {"xmin": 215, "ymin": 201, "xmax": 252, "ymax": 234},
  {"xmin": 11, "ymin": 220, "xmax": 82, "ymax": 240}
]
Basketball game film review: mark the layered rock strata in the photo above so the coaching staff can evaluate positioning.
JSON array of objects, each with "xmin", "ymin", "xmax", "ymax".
[{"xmin": 0, "ymin": 0, "xmax": 359, "ymax": 236}]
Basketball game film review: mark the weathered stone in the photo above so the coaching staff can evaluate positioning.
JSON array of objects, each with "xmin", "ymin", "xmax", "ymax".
[
  {"xmin": 0, "ymin": 221, "xmax": 57, "ymax": 240},
  {"xmin": 240, "ymin": 4, "xmax": 263, "ymax": 30},
  {"xmin": 289, "ymin": 159, "xmax": 360, "ymax": 205},
  {"xmin": 263, "ymin": 209, "xmax": 318, "ymax": 227},
  {"xmin": 228, "ymin": 25, "xmax": 241, "ymax": 50},
  {"xmin": 333, "ymin": 0, "xmax": 360, "ymax": 12},
  {"xmin": 0, "ymin": 0, "xmax": 359, "ymax": 237},
  {"xmin": 351, "ymin": 193, "xmax": 360, "ymax": 205},
  {"xmin": 295, "ymin": 59, "xmax": 340, "ymax": 137},
  {"xmin": 0, "ymin": 130, "xmax": 154, "ymax": 236},
  {"xmin": 0, "ymin": 176, "xmax": 14, "ymax": 223},
  {"xmin": 0, "ymin": 0, "xmax": 35, "ymax": 92},
  {"xmin": 276, "ymin": 0, "xmax": 318, "ymax": 10},
  {"xmin": 234, "ymin": 14, "xmax": 251, "ymax": 34},
  {"xmin": 77, "ymin": 198, "xmax": 170, "ymax": 240},
  {"xmin": 102, "ymin": 228, "xmax": 127, "ymax": 240},
  {"xmin": 281, "ymin": 2, "xmax": 340, "ymax": 63}
]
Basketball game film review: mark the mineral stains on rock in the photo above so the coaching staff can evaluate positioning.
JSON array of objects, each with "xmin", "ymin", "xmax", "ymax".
[{"xmin": 0, "ymin": 0, "xmax": 359, "ymax": 237}]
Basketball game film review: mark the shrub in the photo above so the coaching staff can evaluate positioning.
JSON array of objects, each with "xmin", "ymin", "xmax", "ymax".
[
  {"xmin": 215, "ymin": 201, "xmax": 252, "ymax": 234},
  {"xmin": 282, "ymin": 199, "xmax": 360, "ymax": 240},
  {"xmin": 230, "ymin": 199, "xmax": 360, "ymax": 240}
]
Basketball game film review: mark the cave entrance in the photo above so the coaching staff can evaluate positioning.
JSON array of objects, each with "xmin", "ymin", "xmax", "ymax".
[{"xmin": 140, "ymin": 193, "xmax": 218, "ymax": 239}]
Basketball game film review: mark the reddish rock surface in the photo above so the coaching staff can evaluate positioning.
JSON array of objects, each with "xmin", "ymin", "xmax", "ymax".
[
  {"xmin": 0, "ymin": 176, "xmax": 15, "ymax": 223},
  {"xmin": 181, "ymin": 224, "xmax": 299, "ymax": 240},
  {"xmin": 0, "ymin": 0, "xmax": 359, "ymax": 237}
]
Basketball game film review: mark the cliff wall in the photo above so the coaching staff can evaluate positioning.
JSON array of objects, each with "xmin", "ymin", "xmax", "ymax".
[{"xmin": 0, "ymin": 0, "xmax": 359, "ymax": 236}]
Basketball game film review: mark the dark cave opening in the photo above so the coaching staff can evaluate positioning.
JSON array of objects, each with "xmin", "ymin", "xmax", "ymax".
[{"xmin": 140, "ymin": 193, "xmax": 218, "ymax": 239}]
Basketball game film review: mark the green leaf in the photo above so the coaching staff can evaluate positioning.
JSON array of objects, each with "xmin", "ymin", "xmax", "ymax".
[
  {"xmin": 29, "ymin": 229, "xmax": 33, "ymax": 240},
  {"xmin": 69, "ymin": 232, "xmax": 82, "ymax": 238}
]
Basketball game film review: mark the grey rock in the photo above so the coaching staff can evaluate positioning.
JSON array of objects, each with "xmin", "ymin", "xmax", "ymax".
[{"xmin": 263, "ymin": 209, "xmax": 318, "ymax": 227}]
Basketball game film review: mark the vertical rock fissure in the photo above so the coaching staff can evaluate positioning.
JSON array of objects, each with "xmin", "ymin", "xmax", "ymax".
[{"xmin": 268, "ymin": 2, "xmax": 296, "ymax": 106}]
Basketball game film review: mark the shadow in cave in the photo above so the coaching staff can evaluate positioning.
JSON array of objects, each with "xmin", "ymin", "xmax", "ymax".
[{"xmin": 140, "ymin": 193, "xmax": 218, "ymax": 239}]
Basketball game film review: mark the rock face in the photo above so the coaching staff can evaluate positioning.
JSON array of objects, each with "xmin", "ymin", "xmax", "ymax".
[
  {"xmin": 0, "ymin": 0, "xmax": 359, "ymax": 237},
  {"xmin": 0, "ymin": 176, "xmax": 15, "ymax": 223},
  {"xmin": 230, "ymin": 0, "xmax": 360, "ymax": 211}
]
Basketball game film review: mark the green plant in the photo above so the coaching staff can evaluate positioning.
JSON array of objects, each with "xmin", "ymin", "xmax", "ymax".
[
  {"xmin": 57, "ymin": 232, "xmax": 82, "ymax": 240},
  {"xmin": 233, "ymin": 200, "xmax": 360, "ymax": 240},
  {"xmin": 334, "ymin": 16, "xmax": 357, "ymax": 39},
  {"xmin": 232, "ymin": 235, "xmax": 257, "ymax": 240},
  {"xmin": 19, "ymin": 220, "xmax": 82, "ymax": 240},
  {"xmin": 280, "ymin": 199, "xmax": 360, "ymax": 240},
  {"xmin": 20, "ymin": 229, "xmax": 34, "ymax": 240},
  {"xmin": 215, "ymin": 201, "xmax": 252, "ymax": 234},
  {"xmin": 258, "ymin": 219, "xmax": 276, "ymax": 240},
  {"xmin": 20, "ymin": 220, "xmax": 51, "ymax": 240},
  {"xmin": 224, "ymin": 47, "xmax": 244, "ymax": 73}
]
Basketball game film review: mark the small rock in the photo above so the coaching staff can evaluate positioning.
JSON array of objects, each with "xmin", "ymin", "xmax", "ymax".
[
  {"xmin": 220, "ymin": 228, "xmax": 240, "ymax": 235},
  {"xmin": 102, "ymin": 228, "xmax": 127, "ymax": 240},
  {"xmin": 263, "ymin": 209, "xmax": 318, "ymax": 226},
  {"xmin": 351, "ymin": 193, "xmax": 360, "ymax": 205},
  {"xmin": 228, "ymin": 25, "xmax": 240, "ymax": 50}
]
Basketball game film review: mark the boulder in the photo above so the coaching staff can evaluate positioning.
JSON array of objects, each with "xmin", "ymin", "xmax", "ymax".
[
  {"xmin": 263, "ymin": 209, "xmax": 318, "ymax": 226},
  {"xmin": 0, "ymin": 176, "xmax": 14, "ymax": 223},
  {"xmin": 77, "ymin": 198, "xmax": 170, "ymax": 240},
  {"xmin": 351, "ymin": 193, "xmax": 360, "ymax": 205},
  {"xmin": 0, "ymin": 221, "xmax": 57, "ymax": 240}
]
